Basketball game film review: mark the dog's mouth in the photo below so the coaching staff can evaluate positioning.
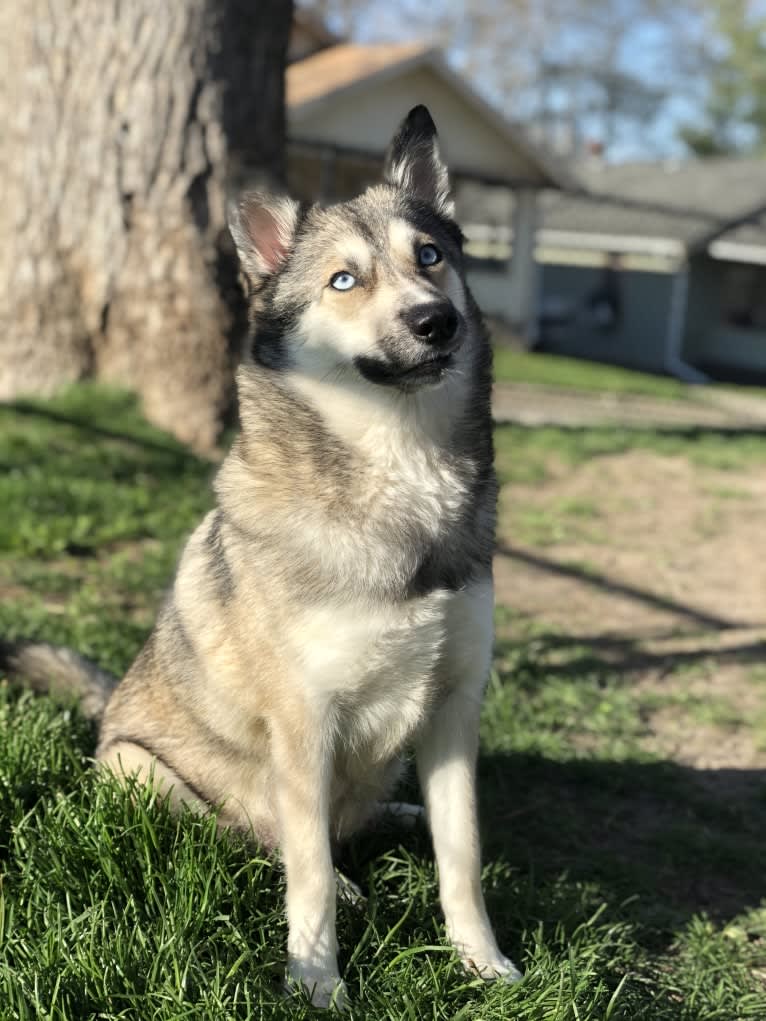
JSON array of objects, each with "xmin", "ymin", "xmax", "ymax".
[
  {"xmin": 395, "ymin": 351, "xmax": 455, "ymax": 381},
  {"xmin": 354, "ymin": 349, "xmax": 457, "ymax": 390}
]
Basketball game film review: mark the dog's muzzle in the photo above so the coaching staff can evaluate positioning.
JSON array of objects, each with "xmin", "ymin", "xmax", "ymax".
[
  {"xmin": 353, "ymin": 299, "xmax": 463, "ymax": 390},
  {"xmin": 400, "ymin": 301, "xmax": 459, "ymax": 351}
]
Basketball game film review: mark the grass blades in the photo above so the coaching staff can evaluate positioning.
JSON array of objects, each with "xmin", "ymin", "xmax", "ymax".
[{"xmin": 1, "ymin": 384, "xmax": 765, "ymax": 1019}]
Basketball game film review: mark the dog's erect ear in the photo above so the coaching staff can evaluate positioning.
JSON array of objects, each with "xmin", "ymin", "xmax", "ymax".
[
  {"xmin": 383, "ymin": 105, "xmax": 454, "ymax": 218},
  {"xmin": 228, "ymin": 192, "xmax": 301, "ymax": 285}
]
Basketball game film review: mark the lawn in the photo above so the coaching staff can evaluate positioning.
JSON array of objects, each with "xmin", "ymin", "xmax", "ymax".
[
  {"xmin": 1, "ymin": 386, "xmax": 765, "ymax": 1020},
  {"xmin": 492, "ymin": 347, "xmax": 766, "ymax": 406},
  {"xmin": 492, "ymin": 348, "xmax": 693, "ymax": 399}
]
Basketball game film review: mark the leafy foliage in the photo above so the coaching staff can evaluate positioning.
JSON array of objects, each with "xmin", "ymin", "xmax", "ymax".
[{"xmin": 681, "ymin": 0, "xmax": 766, "ymax": 156}]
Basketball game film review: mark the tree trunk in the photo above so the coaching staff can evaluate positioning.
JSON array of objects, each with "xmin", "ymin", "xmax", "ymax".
[{"xmin": 0, "ymin": 0, "xmax": 292, "ymax": 450}]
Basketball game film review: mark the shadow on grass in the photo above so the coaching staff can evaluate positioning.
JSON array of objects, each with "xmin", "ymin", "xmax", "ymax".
[
  {"xmin": 342, "ymin": 750, "xmax": 766, "ymax": 955},
  {"xmin": 497, "ymin": 542, "xmax": 752, "ymax": 633},
  {"xmin": 497, "ymin": 628, "xmax": 766, "ymax": 683},
  {"xmin": 0, "ymin": 394, "xmax": 218, "ymax": 557},
  {"xmin": 4, "ymin": 400, "xmax": 204, "ymax": 463},
  {"xmin": 494, "ymin": 420, "xmax": 766, "ymax": 442},
  {"xmin": 477, "ymin": 751, "xmax": 766, "ymax": 930}
]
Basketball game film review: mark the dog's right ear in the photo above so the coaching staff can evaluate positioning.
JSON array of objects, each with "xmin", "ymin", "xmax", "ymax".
[{"xmin": 228, "ymin": 192, "xmax": 301, "ymax": 286}]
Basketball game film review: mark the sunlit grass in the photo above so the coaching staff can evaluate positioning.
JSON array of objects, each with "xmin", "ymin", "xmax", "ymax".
[{"xmin": 1, "ymin": 385, "xmax": 765, "ymax": 1019}]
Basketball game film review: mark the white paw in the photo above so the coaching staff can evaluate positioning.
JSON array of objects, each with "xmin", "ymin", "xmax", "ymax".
[
  {"xmin": 458, "ymin": 949, "xmax": 523, "ymax": 983},
  {"xmin": 285, "ymin": 963, "xmax": 348, "ymax": 1010}
]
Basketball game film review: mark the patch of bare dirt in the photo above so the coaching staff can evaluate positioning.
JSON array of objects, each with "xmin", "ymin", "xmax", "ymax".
[
  {"xmin": 494, "ymin": 448, "xmax": 766, "ymax": 772},
  {"xmin": 636, "ymin": 656, "xmax": 766, "ymax": 778}
]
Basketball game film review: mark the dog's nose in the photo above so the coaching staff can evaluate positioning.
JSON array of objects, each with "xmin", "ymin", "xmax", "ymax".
[{"xmin": 402, "ymin": 302, "xmax": 458, "ymax": 348}]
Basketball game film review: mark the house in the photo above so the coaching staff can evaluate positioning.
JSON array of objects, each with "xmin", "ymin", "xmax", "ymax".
[
  {"xmin": 534, "ymin": 158, "xmax": 766, "ymax": 381},
  {"xmin": 285, "ymin": 12, "xmax": 576, "ymax": 338}
]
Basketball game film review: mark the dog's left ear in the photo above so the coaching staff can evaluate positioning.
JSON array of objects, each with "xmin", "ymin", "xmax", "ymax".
[{"xmin": 383, "ymin": 105, "xmax": 454, "ymax": 218}]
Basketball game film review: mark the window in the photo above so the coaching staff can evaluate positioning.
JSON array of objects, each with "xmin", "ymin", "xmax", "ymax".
[{"xmin": 721, "ymin": 263, "xmax": 766, "ymax": 329}]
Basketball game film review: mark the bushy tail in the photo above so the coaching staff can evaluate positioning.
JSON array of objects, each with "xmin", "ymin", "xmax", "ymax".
[{"xmin": 0, "ymin": 640, "xmax": 118, "ymax": 720}]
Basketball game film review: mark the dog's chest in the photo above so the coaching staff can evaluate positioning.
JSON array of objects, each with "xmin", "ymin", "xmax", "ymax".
[{"xmin": 288, "ymin": 591, "xmax": 451, "ymax": 753}]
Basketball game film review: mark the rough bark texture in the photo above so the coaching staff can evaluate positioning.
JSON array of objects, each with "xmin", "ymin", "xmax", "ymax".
[{"xmin": 0, "ymin": 0, "xmax": 292, "ymax": 450}]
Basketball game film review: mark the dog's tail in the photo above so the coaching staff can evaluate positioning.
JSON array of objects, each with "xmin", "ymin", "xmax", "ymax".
[{"xmin": 0, "ymin": 640, "xmax": 118, "ymax": 720}]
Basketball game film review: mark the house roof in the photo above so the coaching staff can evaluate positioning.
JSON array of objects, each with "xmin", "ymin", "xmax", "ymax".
[
  {"xmin": 541, "ymin": 157, "xmax": 766, "ymax": 257},
  {"xmin": 287, "ymin": 41, "xmax": 429, "ymax": 108},
  {"xmin": 286, "ymin": 43, "xmax": 577, "ymax": 190}
]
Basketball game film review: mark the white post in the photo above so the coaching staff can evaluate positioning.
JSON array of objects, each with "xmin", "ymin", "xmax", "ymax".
[{"xmin": 506, "ymin": 188, "xmax": 539, "ymax": 343}]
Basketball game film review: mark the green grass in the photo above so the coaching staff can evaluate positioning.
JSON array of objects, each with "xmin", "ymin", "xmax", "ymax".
[
  {"xmin": 492, "ymin": 348, "xmax": 766, "ymax": 409},
  {"xmin": 1, "ymin": 386, "xmax": 765, "ymax": 1019},
  {"xmin": 0, "ymin": 385, "xmax": 214, "ymax": 557},
  {"xmin": 494, "ymin": 422, "xmax": 766, "ymax": 487},
  {"xmin": 492, "ymin": 349, "xmax": 694, "ymax": 399},
  {"xmin": 506, "ymin": 498, "xmax": 605, "ymax": 548}
]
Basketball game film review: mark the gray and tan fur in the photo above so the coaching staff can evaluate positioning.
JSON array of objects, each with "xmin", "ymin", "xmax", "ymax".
[{"xmin": 2, "ymin": 106, "xmax": 521, "ymax": 1008}]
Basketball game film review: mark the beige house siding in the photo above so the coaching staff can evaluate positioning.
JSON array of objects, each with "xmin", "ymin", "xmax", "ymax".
[{"xmin": 289, "ymin": 65, "xmax": 545, "ymax": 185}]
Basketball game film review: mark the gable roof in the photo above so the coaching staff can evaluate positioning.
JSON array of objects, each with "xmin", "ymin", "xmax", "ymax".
[
  {"xmin": 542, "ymin": 157, "xmax": 766, "ymax": 256},
  {"xmin": 286, "ymin": 43, "xmax": 577, "ymax": 191},
  {"xmin": 287, "ymin": 41, "xmax": 429, "ymax": 108}
]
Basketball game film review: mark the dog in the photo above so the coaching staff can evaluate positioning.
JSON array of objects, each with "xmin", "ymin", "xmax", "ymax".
[{"xmin": 1, "ymin": 105, "xmax": 521, "ymax": 1008}]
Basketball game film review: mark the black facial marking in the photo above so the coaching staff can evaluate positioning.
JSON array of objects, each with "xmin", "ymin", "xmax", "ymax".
[
  {"xmin": 348, "ymin": 209, "xmax": 380, "ymax": 248},
  {"xmin": 354, "ymin": 352, "xmax": 455, "ymax": 389},
  {"xmin": 354, "ymin": 354, "xmax": 405, "ymax": 386},
  {"xmin": 251, "ymin": 303, "xmax": 299, "ymax": 370},
  {"xmin": 400, "ymin": 197, "xmax": 464, "ymax": 259}
]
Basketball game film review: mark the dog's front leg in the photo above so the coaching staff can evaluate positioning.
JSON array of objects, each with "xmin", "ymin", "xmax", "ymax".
[
  {"xmin": 271, "ymin": 718, "xmax": 346, "ymax": 1010},
  {"xmin": 416, "ymin": 690, "xmax": 522, "ymax": 983}
]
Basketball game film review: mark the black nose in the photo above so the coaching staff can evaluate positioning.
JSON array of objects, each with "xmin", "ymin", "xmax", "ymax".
[{"xmin": 402, "ymin": 302, "xmax": 459, "ymax": 348}]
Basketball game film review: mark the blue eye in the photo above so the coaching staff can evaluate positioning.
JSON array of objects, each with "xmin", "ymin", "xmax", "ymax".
[
  {"xmin": 330, "ymin": 271, "xmax": 357, "ymax": 291},
  {"xmin": 418, "ymin": 244, "xmax": 442, "ymax": 267}
]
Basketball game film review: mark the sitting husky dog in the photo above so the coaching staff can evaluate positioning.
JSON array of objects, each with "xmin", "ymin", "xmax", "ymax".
[{"xmin": 3, "ymin": 106, "xmax": 521, "ymax": 1008}]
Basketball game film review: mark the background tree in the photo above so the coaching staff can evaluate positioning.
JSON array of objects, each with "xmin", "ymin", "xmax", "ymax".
[
  {"xmin": 680, "ymin": 0, "xmax": 766, "ymax": 157},
  {"xmin": 0, "ymin": 0, "xmax": 293, "ymax": 450},
  {"xmin": 304, "ymin": 0, "xmax": 702, "ymax": 160}
]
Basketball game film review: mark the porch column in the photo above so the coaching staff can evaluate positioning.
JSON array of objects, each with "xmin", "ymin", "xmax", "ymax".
[{"xmin": 506, "ymin": 188, "xmax": 539, "ymax": 342}]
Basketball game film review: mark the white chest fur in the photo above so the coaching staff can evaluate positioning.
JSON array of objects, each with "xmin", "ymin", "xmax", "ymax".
[{"xmin": 287, "ymin": 590, "xmax": 451, "ymax": 759}]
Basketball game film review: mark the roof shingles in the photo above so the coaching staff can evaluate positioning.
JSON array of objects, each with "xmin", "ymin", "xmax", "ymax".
[{"xmin": 543, "ymin": 158, "xmax": 766, "ymax": 250}]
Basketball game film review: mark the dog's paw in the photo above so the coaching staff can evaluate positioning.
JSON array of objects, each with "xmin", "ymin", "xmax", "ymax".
[
  {"xmin": 374, "ymin": 801, "xmax": 425, "ymax": 828},
  {"xmin": 285, "ymin": 964, "xmax": 348, "ymax": 1011},
  {"xmin": 461, "ymin": 951, "xmax": 523, "ymax": 984},
  {"xmin": 335, "ymin": 867, "xmax": 366, "ymax": 909},
  {"xmin": 455, "ymin": 939, "xmax": 522, "ymax": 980}
]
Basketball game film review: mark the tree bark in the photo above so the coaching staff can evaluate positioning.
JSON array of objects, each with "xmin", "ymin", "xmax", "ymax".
[{"xmin": 0, "ymin": 0, "xmax": 292, "ymax": 450}]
